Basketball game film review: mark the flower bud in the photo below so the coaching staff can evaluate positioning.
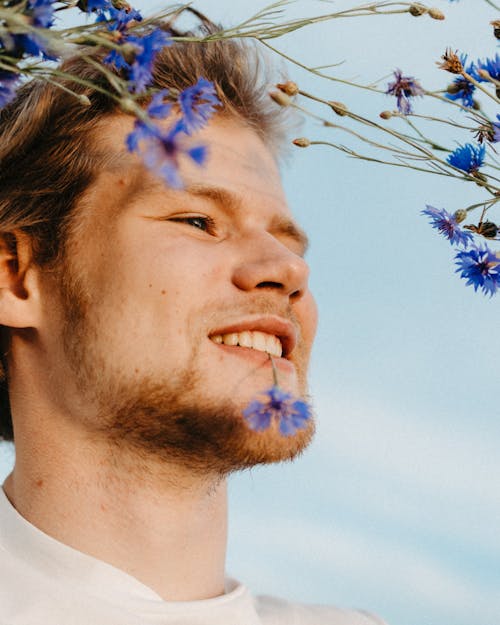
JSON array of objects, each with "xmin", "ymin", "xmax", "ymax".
[
  {"xmin": 293, "ymin": 137, "xmax": 311, "ymax": 148},
  {"xmin": 491, "ymin": 19, "xmax": 500, "ymax": 40},
  {"xmin": 277, "ymin": 81, "xmax": 299, "ymax": 96},
  {"xmin": 481, "ymin": 221, "xmax": 498, "ymax": 238},
  {"xmin": 453, "ymin": 209, "xmax": 467, "ymax": 224},
  {"xmin": 428, "ymin": 8, "xmax": 445, "ymax": 20},
  {"xmin": 379, "ymin": 110, "xmax": 393, "ymax": 120},
  {"xmin": 119, "ymin": 98, "xmax": 138, "ymax": 114},
  {"xmin": 78, "ymin": 95, "xmax": 92, "ymax": 107},
  {"xmin": 270, "ymin": 90, "xmax": 291, "ymax": 107},
  {"xmin": 477, "ymin": 68, "xmax": 490, "ymax": 81},
  {"xmin": 409, "ymin": 4, "xmax": 426, "ymax": 16},
  {"xmin": 329, "ymin": 101, "xmax": 348, "ymax": 116}
]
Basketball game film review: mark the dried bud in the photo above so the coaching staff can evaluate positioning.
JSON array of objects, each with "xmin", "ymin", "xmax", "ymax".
[
  {"xmin": 379, "ymin": 111, "xmax": 393, "ymax": 120},
  {"xmin": 409, "ymin": 4, "xmax": 427, "ymax": 16},
  {"xmin": 329, "ymin": 101, "xmax": 348, "ymax": 116},
  {"xmin": 453, "ymin": 209, "xmax": 467, "ymax": 224},
  {"xmin": 293, "ymin": 137, "xmax": 311, "ymax": 148},
  {"xmin": 481, "ymin": 221, "xmax": 498, "ymax": 239},
  {"xmin": 428, "ymin": 8, "xmax": 445, "ymax": 20},
  {"xmin": 438, "ymin": 49, "xmax": 464, "ymax": 74},
  {"xmin": 270, "ymin": 90, "xmax": 291, "ymax": 107},
  {"xmin": 277, "ymin": 81, "xmax": 299, "ymax": 96},
  {"xmin": 477, "ymin": 68, "xmax": 491, "ymax": 81},
  {"xmin": 491, "ymin": 19, "xmax": 500, "ymax": 40}
]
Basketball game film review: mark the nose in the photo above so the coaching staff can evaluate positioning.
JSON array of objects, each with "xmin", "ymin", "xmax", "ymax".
[{"xmin": 231, "ymin": 232, "xmax": 310, "ymax": 300}]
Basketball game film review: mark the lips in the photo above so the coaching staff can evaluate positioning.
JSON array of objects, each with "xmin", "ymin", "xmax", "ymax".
[{"xmin": 208, "ymin": 316, "xmax": 297, "ymax": 358}]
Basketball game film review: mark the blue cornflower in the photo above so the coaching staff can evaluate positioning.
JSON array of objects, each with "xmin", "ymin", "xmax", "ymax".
[
  {"xmin": 79, "ymin": 0, "xmax": 113, "ymax": 15},
  {"xmin": 386, "ymin": 69, "xmax": 424, "ymax": 115},
  {"xmin": 0, "ymin": 71, "xmax": 20, "ymax": 109},
  {"xmin": 128, "ymin": 29, "xmax": 172, "ymax": 93},
  {"xmin": 445, "ymin": 73, "xmax": 476, "ymax": 108},
  {"xmin": 445, "ymin": 54, "xmax": 479, "ymax": 108},
  {"xmin": 179, "ymin": 78, "xmax": 221, "ymax": 134},
  {"xmin": 104, "ymin": 25, "xmax": 171, "ymax": 94},
  {"xmin": 455, "ymin": 245, "xmax": 500, "ymax": 296},
  {"xmin": 126, "ymin": 118, "xmax": 207, "ymax": 189},
  {"xmin": 447, "ymin": 143, "xmax": 485, "ymax": 173},
  {"xmin": 4, "ymin": 0, "xmax": 57, "ymax": 59},
  {"xmin": 476, "ymin": 53, "xmax": 500, "ymax": 82},
  {"xmin": 147, "ymin": 89, "xmax": 173, "ymax": 119},
  {"xmin": 243, "ymin": 386, "xmax": 312, "ymax": 436},
  {"xmin": 421, "ymin": 205, "xmax": 473, "ymax": 248}
]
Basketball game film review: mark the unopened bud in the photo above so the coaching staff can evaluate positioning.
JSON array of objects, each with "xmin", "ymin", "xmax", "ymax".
[
  {"xmin": 329, "ymin": 101, "xmax": 348, "ymax": 116},
  {"xmin": 379, "ymin": 110, "xmax": 393, "ymax": 120},
  {"xmin": 491, "ymin": 19, "xmax": 500, "ymax": 40},
  {"xmin": 119, "ymin": 98, "xmax": 138, "ymax": 114},
  {"xmin": 481, "ymin": 221, "xmax": 498, "ymax": 238},
  {"xmin": 478, "ymin": 68, "xmax": 491, "ymax": 81},
  {"xmin": 270, "ymin": 90, "xmax": 291, "ymax": 107},
  {"xmin": 453, "ymin": 209, "xmax": 467, "ymax": 224},
  {"xmin": 409, "ymin": 3, "xmax": 426, "ymax": 16},
  {"xmin": 428, "ymin": 7, "xmax": 445, "ymax": 20},
  {"xmin": 446, "ymin": 83, "xmax": 460, "ymax": 94},
  {"xmin": 293, "ymin": 137, "xmax": 311, "ymax": 148},
  {"xmin": 277, "ymin": 81, "xmax": 299, "ymax": 96},
  {"xmin": 78, "ymin": 95, "xmax": 91, "ymax": 107}
]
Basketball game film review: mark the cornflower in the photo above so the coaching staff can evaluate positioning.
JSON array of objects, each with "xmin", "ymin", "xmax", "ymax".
[
  {"xmin": 455, "ymin": 245, "xmax": 500, "ymax": 296},
  {"xmin": 179, "ymin": 78, "xmax": 221, "ymax": 134},
  {"xmin": 421, "ymin": 205, "xmax": 473, "ymax": 247},
  {"xmin": 2, "ymin": 0, "xmax": 57, "ymax": 59},
  {"xmin": 243, "ymin": 386, "xmax": 312, "ymax": 436},
  {"xmin": 103, "ymin": 7, "xmax": 171, "ymax": 94},
  {"xmin": 386, "ymin": 69, "xmax": 424, "ymax": 114},
  {"xmin": 445, "ymin": 56, "xmax": 477, "ymax": 108},
  {"xmin": 476, "ymin": 53, "xmax": 500, "ymax": 83},
  {"xmin": 447, "ymin": 143, "xmax": 485, "ymax": 174}
]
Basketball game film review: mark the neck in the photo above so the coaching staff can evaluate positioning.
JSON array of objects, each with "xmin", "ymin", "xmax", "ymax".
[{"xmin": 3, "ymin": 426, "xmax": 228, "ymax": 602}]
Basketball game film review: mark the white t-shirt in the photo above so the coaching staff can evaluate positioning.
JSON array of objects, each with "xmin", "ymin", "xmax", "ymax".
[{"xmin": 0, "ymin": 488, "xmax": 387, "ymax": 625}]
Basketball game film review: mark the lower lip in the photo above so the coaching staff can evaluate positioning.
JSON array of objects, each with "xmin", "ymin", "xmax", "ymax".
[{"xmin": 210, "ymin": 342, "xmax": 296, "ymax": 374}]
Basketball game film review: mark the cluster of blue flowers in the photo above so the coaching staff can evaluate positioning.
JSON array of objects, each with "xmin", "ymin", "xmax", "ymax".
[
  {"xmin": 0, "ymin": 0, "xmax": 224, "ymax": 187},
  {"xmin": 0, "ymin": 0, "xmax": 57, "ymax": 108},
  {"xmin": 422, "ymin": 205, "xmax": 500, "ymax": 296}
]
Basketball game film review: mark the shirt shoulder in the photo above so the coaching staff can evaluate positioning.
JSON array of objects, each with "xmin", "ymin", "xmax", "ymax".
[{"xmin": 254, "ymin": 594, "xmax": 388, "ymax": 625}]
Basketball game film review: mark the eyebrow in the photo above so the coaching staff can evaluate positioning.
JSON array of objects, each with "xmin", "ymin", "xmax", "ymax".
[{"xmin": 184, "ymin": 183, "xmax": 310, "ymax": 255}]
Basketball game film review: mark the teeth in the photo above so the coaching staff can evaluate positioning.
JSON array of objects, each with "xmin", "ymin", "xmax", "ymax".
[{"xmin": 211, "ymin": 331, "xmax": 283, "ymax": 357}]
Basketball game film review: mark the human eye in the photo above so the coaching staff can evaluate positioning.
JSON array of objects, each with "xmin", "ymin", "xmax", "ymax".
[{"xmin": 169, "ymin": 215, "xmax": 216, "ymax": 234}]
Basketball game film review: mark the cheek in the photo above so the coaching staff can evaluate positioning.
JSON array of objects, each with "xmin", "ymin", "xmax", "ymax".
[{"xmin": 297, "ymin": 291, "xmax": 318, "ymax": 350}]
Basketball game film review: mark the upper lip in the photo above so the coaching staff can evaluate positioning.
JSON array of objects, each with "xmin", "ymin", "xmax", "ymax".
[{"xmin": 209, "ymin": 315, "xmax": 298, "ymax": 358}]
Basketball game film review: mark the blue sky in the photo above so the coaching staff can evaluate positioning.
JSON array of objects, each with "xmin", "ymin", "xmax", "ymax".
[{"xmin": 1, "ymin": 2, "xmax": 499, "ymax": 625}]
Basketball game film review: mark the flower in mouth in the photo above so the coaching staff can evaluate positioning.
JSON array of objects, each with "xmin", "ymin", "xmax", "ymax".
[
  {"xmin": 242, "ymin": 355, "xmax": 312, "ymax": 436},
  {"xmin": 243, "ymin": 385, "xmax": 311, "ymax": 436}
]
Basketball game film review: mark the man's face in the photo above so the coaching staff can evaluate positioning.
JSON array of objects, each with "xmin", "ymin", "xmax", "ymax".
[{"xmin": 43, "ymin": 115, "xmax": 318, "ymax": 475}]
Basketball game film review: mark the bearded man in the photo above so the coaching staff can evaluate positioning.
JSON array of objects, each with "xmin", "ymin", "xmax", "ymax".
[{"xmin": 0, "ymin": 12, "xmax": 386, "ymax": 625}]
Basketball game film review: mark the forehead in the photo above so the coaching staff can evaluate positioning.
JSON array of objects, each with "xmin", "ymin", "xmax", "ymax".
[{"xmin": 97, "ymin": 114, "xmax": 290, "ymax": 215}]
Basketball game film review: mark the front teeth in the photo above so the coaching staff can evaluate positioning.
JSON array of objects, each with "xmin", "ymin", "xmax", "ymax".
[{"xmin": 210, "ymin": 331, "xmax": 283, "ymax": 357}]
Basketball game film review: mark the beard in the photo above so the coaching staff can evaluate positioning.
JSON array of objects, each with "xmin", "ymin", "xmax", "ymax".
[{"xmin": 57, "ymin": 263, "xmax": 315, "ymax": 477}]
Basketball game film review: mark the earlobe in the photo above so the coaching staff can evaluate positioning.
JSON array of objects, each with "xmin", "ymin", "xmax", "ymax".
[{"xmin": 0, "ymin": 231, "xmax": 41, "ymax": 329}]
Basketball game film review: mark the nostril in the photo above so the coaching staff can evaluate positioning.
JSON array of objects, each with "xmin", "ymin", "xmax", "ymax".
[
  {"xmin": 290, "ymin": 288, "xmax": 303, "ymax": 301},
  {"xmin": 256, "ymin": 281, "xmax": 283, "ymax": 289}
]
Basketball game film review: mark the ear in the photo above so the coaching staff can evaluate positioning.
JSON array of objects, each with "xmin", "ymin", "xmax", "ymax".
[{"xmin": 0, "ymin": 231, "xmax": 41, "ymax": 329}]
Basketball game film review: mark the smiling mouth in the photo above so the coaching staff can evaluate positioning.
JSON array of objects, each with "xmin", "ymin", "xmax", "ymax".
[{"xmin": 209, "ymin": 331, "xmax": 283, "ymax": 358}]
